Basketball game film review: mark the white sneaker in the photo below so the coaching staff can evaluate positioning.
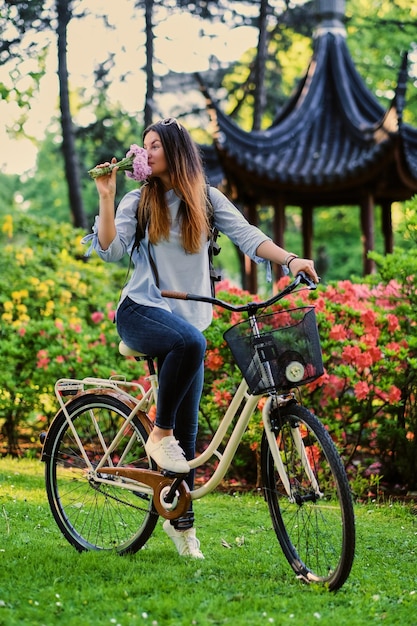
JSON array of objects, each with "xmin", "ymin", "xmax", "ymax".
[
  {"xmin": 145, "ymin": 435, "xmax": 190, "ymax": 474},
  {"xmin": 163, "ymin": 519, "xmax": 205, "ymax": 559}
]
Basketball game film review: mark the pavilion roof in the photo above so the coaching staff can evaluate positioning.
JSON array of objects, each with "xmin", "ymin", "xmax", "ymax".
[{"xmin": 201, "ymin": 18, "xmax": 417, "ymax": 207}]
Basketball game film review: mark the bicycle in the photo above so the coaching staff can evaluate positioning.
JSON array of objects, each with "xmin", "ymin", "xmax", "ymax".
[{"xmin": 40, "ymin": 272, "xmax": 355, "ymax": 591}]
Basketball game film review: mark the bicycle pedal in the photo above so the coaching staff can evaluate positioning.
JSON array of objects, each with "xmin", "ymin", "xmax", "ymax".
[{"xmin": 162, "ymin": 470, "xmax": 188, "ymax": 479}]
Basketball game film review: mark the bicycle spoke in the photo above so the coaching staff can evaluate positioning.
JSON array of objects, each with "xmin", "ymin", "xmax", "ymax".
[
  {"xmin": 44, "ymin": 394, "xmax": 158, "ymax": 553},
  {"xmin": 262, "ymin": 403, "xmax": 355, "ymax": 590}
]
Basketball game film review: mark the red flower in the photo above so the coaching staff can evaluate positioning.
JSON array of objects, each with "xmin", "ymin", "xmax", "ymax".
[
  {"xmin": 329, "ymin": 324, "xmax": 347, "ymax": 341},
  {"xmin": 213, "ymin": 388, "xmax": 232, "ymax": 407},
  {"xmin": 205, "ymin": 348, "xmax": 224, "ymax": 371},
  {"xmin": 354, "ymin": 381, "xmax": 370, "ymax": 401},
  {"xmin": 385, "ymin": 341, "xmax": 403, "ymax": 354},
  {"xmin": 387, "ymin": 385, "xmax": 402, "ymax": 404},
  {"xmin": 342, "ymin": 344, "xmax": 361, "ymax": 365},
  {"xmin": 386, "ymin": 314, "xmax": 400, "ymax": 333}
]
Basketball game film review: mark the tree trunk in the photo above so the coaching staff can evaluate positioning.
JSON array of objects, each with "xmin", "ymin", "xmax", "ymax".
[
  {"xmin": 56, "ymin": 0, "xmax": 87, "ymax": 229},
  {"xmin": 143, "ymin": 0, "xmax": 155, "ymax": 128},
  {"xmin": 252, "ymin": 0, "xmax": 269, "ymax": 131}
]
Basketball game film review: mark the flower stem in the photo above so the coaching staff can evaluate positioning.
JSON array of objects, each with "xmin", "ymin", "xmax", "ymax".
[{"xmin": 88, "ymin": 156, "xmax": 132, "ymax": 179}]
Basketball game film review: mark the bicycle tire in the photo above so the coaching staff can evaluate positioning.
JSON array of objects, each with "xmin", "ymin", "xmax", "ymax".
[
  {"xmin": 43, "ymin": 393, "xmax": 158, "ymax": 553},
  {"xmin": 261, "ymin": 402, "xmax": 355, "ymax": 591}
]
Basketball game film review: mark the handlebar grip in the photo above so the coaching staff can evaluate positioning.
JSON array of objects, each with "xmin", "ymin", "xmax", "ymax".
[
  {"xmin": 298, "ymin": 271, "xmax": 317, "ymax": 289},
  {"xmin": 161, "ymin": 290, "xmax": 188, "ymax": 300}
]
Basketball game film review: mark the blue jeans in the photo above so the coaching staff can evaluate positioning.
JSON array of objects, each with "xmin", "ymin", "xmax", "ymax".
[{"xmin": 116, "ymin": 296, "xmax": 206, "ymax": 495}]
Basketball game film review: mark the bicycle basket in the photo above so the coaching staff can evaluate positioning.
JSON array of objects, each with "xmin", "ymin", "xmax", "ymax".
[{"xmin": 223, "ymin": 306, "xmax": 323, "ymax": 395}]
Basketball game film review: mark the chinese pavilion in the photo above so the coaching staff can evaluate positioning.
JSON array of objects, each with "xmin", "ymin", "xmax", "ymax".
[{"xmin": 200, "ymin": 0, "xmax": 417, "ymax": 290}]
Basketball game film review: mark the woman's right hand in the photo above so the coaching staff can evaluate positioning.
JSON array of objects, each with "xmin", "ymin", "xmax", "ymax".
[{"xmin": 94, "ymin": 157, "xmax": 118, "ymax": 199}]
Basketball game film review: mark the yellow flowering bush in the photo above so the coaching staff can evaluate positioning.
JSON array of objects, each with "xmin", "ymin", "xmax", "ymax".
[{"xmin": 0, "ymin": 213, "xmax": 146, "ymax": 455}]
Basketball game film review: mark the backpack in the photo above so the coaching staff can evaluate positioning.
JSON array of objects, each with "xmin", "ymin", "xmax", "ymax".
[
  {"xmin": 134, "ymin": 185, "xmax": 222, "ymax": 297},
  {"xmin": 206, "ymin": 189, "xmax": 222, "ymax": 296}
]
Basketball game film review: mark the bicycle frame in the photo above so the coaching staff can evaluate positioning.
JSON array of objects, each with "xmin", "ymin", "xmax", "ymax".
[
  {"xmin": 49, "ymin": 369, "xmax": 300, "ymax": 509},
  {"xmin": 43, "ymin": 272, "xmax": 318, "ymax": 513}
]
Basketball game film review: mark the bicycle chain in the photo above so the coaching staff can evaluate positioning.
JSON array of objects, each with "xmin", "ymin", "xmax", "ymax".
[{"xmin": 92, "ymin": 481, "xmax": 159, "ymax": 516}]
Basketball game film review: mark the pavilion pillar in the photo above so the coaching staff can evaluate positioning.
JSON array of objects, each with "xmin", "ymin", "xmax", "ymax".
[
  {"xmin": 273, "ymin": 197, "xmax": 286, "ymax": 282},
  {"xmin": 360, "ymin": 193, "xmax": 376, "ymax": 274},
  {"xmin": 302, "ymin": 204, "xmax": 314, "ymax": 259},
  {"xmin": 381, "ymin": 201, "xmax": 393, "ymax": 254}
]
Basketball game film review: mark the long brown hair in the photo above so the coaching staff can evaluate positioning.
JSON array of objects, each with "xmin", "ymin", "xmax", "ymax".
[{"xmin": 137, "ymin": 119, "xmax": 209, "ymax": 254}]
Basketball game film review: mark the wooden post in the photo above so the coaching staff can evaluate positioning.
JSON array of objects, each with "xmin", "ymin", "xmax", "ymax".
[
  {"xmin": 381, "ymin": 201, "xmax": 393, "ymax": 254},
  {"xmin": 273, "ymin": 197, "xmax": 286, "ymax": 282},
  {"xmin": 302, "ymin": 204, "xmax": 313, "ymax": 259},
  {"xmin": 360, "ymin": 193, "xmax": 375, "ymax": 274}
]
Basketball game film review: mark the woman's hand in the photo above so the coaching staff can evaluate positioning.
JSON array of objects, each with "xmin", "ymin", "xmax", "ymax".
[
  {"xmin": 255, "ymin": 240, "xmax": 320, "ymax": 284},
  {"xmin": 94, "ymin": 157, "xmax": 118, "ymax": 199},
  {"xmin": 288, "ymin": 257, "xmax": 319, "ymax": 283}
]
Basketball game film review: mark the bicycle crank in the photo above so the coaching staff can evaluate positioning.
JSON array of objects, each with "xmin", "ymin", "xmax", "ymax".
[{"xmin": 97, "ymin": 467, "xmax": 191, "ymax": 520}]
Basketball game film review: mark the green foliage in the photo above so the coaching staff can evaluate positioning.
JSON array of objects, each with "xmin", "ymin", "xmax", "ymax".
[
  {"xmin": 221, "ymin": 27, "xmax": 313, "ymax": 129},
  {"xmin": 346, "ymin": 0, "xmax": 417, "ymax": 124},
  {"xmin": 18, "ymin": 104, "xmax": 144, "ymax": 227},
  {"xmin": 0, "ymin": 172, "xmax": 20, "ymax": 215}
]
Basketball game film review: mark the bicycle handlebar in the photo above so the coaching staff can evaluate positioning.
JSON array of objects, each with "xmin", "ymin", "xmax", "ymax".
[{"xmin": 161, "ymin": 272, "xmax": 317, "ymax": 314}]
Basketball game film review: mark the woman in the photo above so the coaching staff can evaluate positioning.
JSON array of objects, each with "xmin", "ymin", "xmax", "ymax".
[{"xmin": 87, "ymin": 117, "xmax": 319, "ymax": 559}]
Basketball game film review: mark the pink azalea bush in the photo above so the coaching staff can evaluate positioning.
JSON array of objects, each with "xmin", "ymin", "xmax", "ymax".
[{"xmin": 202, "ymin": 270, "xmax": 417, "ymax": 494}]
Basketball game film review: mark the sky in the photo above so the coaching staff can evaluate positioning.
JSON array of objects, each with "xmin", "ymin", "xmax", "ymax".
[{"xmin": 0, "ymin": 1, "xmax": 263, "ymax": 176}]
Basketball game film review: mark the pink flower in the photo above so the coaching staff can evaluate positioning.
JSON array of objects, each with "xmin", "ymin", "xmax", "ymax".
[
  {"xmin": 88, "ymin": 144, "xmax": 152, "ymax": 181},
  {"xmin": 325, "ymin": 374, "xmax": 345, "ymax": 399},
  {"xmin": 91, "ymin": 311, "xmax": 104, "ymax": 324},
  {"xmin": 356, "ymin": 350, "xmax": 375, "ymax": 372},
  {"xmin": 125, "ymin": 144, "xmax": 152, "ymax": 181},
  {"xmin": 36, "ymin": 349, "xmax": 50, "ymax": 370},
  {"xmin": 361, "ymin": 309, "xmax": 377, "ymax": 330}
]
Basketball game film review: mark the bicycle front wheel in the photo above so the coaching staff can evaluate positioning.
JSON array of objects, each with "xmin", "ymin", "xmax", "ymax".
[
  {"xmin": 43, "ymin": 393, "xmax": 158, "ymax": 554},
  {"xmin": 261, "ymin": 403, "xmax": 355, "ymax": 591}
]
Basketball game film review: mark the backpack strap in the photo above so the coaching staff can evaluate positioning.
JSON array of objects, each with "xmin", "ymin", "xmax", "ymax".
[{"xmin": 206, "ymin": 185, "xmax": 222, "ymax": 296}]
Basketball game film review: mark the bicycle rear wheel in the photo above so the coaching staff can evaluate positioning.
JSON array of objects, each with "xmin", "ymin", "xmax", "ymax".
[
  {"xmin": 43, "ymin": 393, "xmax": 158, "ymax": 553},
  {"xmin": 261, "ymin": 402, "xmax": 355, "ymax": 590}
]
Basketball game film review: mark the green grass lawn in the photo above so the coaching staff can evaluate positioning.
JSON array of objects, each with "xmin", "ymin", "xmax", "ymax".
[{"xmin": 0, "ymin": 457, "xmax": 416, "ymax": 626}]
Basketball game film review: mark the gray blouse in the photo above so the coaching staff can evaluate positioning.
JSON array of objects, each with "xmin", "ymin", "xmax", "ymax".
[{"xmin": 83, "ymin": 186, "xmax": 270, "ymax": 331}]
